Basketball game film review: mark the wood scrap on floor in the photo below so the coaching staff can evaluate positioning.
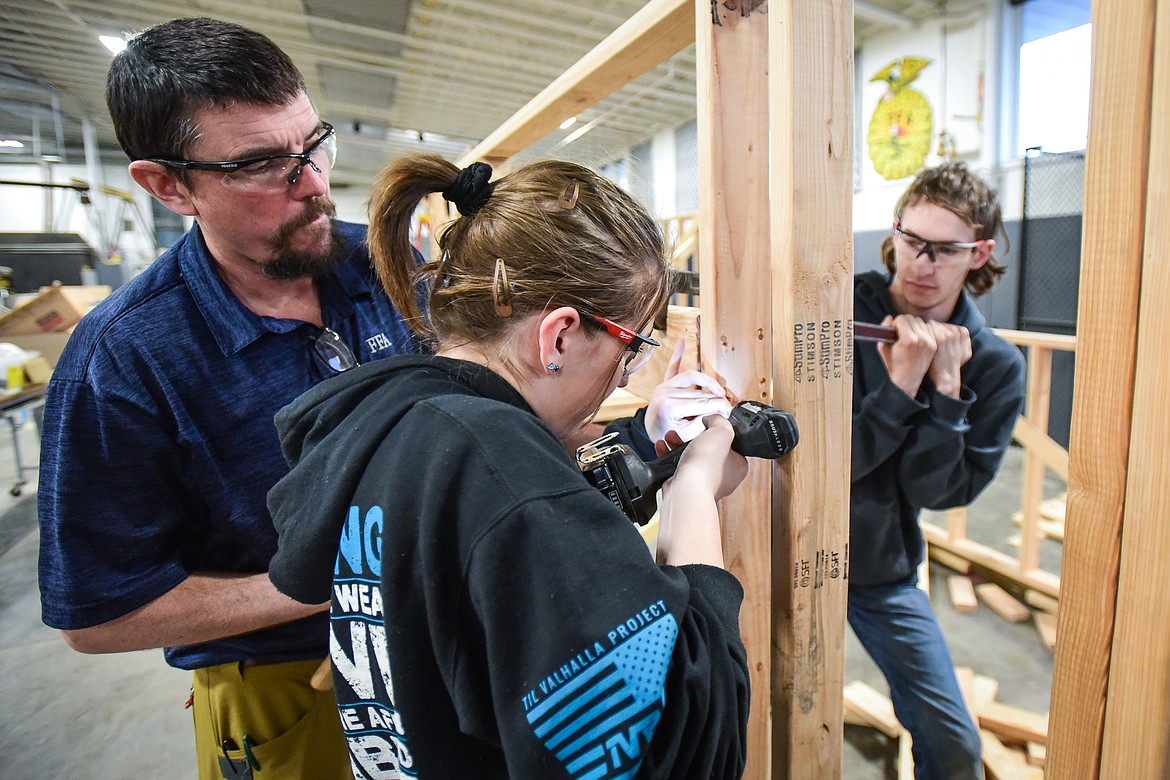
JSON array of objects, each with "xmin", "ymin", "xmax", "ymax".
[
  {"xmin": 982, "ymin": 729, "xmax": 1044, "ymax": 780},
  {"xmin": 954, "ymin": 666, "xmax": 981, "ymax": 736},
  {"xmin": 898, "ymin": 730, "xmax": 914, "ymax": 780},
  {"xmin": 948, "ymin": 575, "xmax": 980, "ymax": 613},
  {"xmin": 842, "ymin": 670, "xmax": 1053, "ymax": 780},
  {"xmin": 979, "ymin": 700, "xmax": 1049, "ymax": 746},
  {"xmin": 843, "ymin": 680, "xmax": 903, "ymax": 739},
  {"xmin": 975, "ymin": 583, "xmax": 1032, "ymax": 623},
  {"xmin": 972, "ymin": 674, "xmax": 1000, "ymax": 711}
]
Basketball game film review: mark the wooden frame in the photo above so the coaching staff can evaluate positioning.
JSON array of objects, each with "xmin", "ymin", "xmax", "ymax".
[
  {"xmin": 766, "ymin": 2, "xmax": 853, "ymax": 776},
  {"xmin": 695, "ymin": 4, "xmax": 774, "ymax": 776},
  {"xmin": 1048, "ymin": 0, "xmax": 1163, "ymax": 776}
]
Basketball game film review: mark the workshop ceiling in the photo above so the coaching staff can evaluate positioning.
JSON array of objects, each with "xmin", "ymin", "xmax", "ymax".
[{"xmin": 0, "ymin": 0, "xmax": 955, "ymax": 191}]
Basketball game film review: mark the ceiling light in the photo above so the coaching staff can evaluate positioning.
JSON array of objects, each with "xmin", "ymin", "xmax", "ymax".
[
  {"xmin": 0, "ymin": 139, "xmax": 24, "ymax": 148},
  {"xmin": 99, "ymin": 35, "xmax": 127, "ymax": 55},
  {"xmin": 559, "ymin": 116, "xmax": 577, "ymax": 130}
]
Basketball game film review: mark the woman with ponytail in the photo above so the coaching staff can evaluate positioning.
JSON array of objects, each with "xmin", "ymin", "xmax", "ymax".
[{"xmin": 269, "ymin": 155, "xmax": 751, "ymax": 779}]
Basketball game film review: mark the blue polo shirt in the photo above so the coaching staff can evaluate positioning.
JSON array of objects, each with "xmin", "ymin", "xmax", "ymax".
[{"xmin": 38, "ymin": 221, "xmax": 423, "ymax": 670}]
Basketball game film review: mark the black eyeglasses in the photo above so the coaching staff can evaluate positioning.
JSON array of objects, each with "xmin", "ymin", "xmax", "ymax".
[
  {"xmin": 580, "ymin": 312, "xmax": 660, "ymax": 374},
  {"xmin": 313, "ymin": 327, "xmax": 359, "ymax": 373},
  {"xmin": 146, "ymin": 123, "xmax": 337, "ymax": 193},
  {"xmin": 892, "ymin": 224, "xmax": 984, "ymax": 266}
]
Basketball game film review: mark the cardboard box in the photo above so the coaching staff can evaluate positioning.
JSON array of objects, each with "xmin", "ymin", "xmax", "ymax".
[
  {"xmin": 23, "ymin": 355, "xmax": 53, "ymax": 384},
  {"xmin": 0, "ymin": 284, "xmax": 110, "ymax": 336},
  {"xmin": 3, "ymin": 331, "xmax": 73, "ymax": 367}
]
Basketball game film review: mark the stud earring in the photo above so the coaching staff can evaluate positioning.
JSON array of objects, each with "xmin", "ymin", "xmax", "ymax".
[{"xmin": 547, "ymin": 363, "xmax": 561, "ymax": 373}]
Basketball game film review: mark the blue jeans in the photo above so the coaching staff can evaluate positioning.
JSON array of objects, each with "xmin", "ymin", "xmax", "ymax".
[{"xmin": 848, "ymin": 576, "xmax": 983, "ymax": 780}]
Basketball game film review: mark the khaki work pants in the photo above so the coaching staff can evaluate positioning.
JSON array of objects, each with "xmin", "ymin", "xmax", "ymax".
[{"xmin": 191, "ymin": 658, "xmax": 350, "ymax": 780}]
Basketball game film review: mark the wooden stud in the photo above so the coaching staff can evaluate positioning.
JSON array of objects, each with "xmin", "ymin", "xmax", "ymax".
[
  {"xmin": 1098, "ymin": 1, "xmax": 1170, "ymax": 775},
  {"xmin": 1026, "ymin": 742, "xmax": 1047, "ymax": 768},
  {"xmin": 975, "ymin": 583, "xmax": 1032, "ymax": 624},
  {"xmin": 766, "ymin": 1, "xmax": 853, "ymax": 776},
  {"xmin": 1048, "ymin": 0, "xmax": 1159, "ymax": 775},
  {"xmin": 1017, "ymin": 344, "xmax": 1053, "ymax": 572},
  {"xmin": 948, "ymin": 575, "xmax": 980, "ymax": 614},
  {"xmin": 946, "ymin": 505, "xmax": 968, "ymax": 541},
  {"xmin": 695, "ymin": 3, "xmax": 773, "ymax": 776}
]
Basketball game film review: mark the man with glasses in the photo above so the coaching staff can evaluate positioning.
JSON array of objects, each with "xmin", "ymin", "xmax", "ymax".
[
  {"xmin": 850, "ymin": 162, "xmax": 1025, "ymax": 779},
  {"xmin": 37, "ymin": 18, "xmax": 731, "ymax": 778},
  {"xmin": 36, "ymin": 18, "xmax": 422, "ymax": 779}
]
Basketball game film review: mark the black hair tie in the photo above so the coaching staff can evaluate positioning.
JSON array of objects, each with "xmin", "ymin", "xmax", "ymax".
[{"xmin": 442, "ymin": 162, "xmax": 494, "ymax": 216}]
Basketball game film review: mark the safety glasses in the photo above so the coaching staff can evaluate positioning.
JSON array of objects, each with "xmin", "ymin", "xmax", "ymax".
[
  {"xmin": 892, "ymin": 224, "xmax": 983, "ymax": 266},
  {"xmin": 580, "ymin": 313, "xmax": 660, "ymax": 374},
  {"xmin": 146, "ymin": 123, "xmax": 337, "ymax": 193}
]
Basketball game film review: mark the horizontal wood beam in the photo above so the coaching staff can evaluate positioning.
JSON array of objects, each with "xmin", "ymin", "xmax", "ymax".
[
  {"xmin": 994, "ymin": 328, "xmax": 1077, "ymax": 352},
  {"xmin": 456, "ymin": 0, "xmax": 693, "ymax": 166},
  {"xmin": 921, "ymin": 524, "xmax": 1061, "ymax": 598}
]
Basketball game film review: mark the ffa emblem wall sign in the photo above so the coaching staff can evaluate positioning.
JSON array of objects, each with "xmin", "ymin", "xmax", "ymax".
[{"xmin": 868, "ymin": 57, "xmax": 933, "ymax": 181}]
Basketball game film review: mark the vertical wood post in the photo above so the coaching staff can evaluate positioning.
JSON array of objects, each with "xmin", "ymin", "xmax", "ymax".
[
  {"xmin": 1047, "ymin": 0, "xmax": 1157, "ymax": 775},
  {"xmin": 769, "ymin": 1, "xmax": 854, "ymax": 776},
  {"xmin": 695, "ymin": 2, "xmax": 772, "ymax": 776},
  {"xmin": 1098, "ymin": 0, "xmax": 1170, "ymax": 775},
  {"xmin": 1017, "ymin": 346, "xmax": 1053, "ymax": 572}
]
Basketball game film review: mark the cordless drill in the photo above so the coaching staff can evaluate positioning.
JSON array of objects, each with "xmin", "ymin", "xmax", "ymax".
[{"xmin": 577, "ymin": 400, "xmax": 799, "ymax": 525}]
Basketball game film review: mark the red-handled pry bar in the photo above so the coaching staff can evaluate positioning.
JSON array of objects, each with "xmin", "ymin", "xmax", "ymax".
[{"xmin": 852, "ymin": 321, "xmax": 898, "ymax": 343}]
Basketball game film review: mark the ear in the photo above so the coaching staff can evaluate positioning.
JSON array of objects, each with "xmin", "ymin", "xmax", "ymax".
[
  {"xmin": 128, "ymin": 160, "xmax": 198, "ymax": 217},
  {"xmin": 536, "ymin": 306, "xmax": 581, "ymax": 373},
  {"xmin": 970, "ymin": 238, "xmax": 995, "ymax": 270}
]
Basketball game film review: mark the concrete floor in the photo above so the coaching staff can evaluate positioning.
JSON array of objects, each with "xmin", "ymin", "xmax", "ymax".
[{"xmin": 0, "ymin": 407, "xmax": 1057, "ymax": 779}]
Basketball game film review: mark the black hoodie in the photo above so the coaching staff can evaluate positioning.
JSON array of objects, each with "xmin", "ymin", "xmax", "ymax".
[
  {"xmin": 268, "ymin": 355, "xmax": 749, "ymax": 779},
  {"xmin": 851, "ymin": 271, "xmax": 1026, "ymax": 587}
]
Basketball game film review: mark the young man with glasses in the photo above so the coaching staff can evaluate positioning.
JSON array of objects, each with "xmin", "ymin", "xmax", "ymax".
[{"xmin": 850, "ymin": 162, "xmax": 1026, "ymax": 779}]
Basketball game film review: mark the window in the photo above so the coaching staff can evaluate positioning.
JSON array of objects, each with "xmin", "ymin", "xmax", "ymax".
[{"xmin": 1004, "ymin": 0, "xmax": 1092, "ymax": 158}]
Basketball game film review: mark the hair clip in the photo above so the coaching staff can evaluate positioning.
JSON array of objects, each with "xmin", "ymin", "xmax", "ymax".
[
  {"xmin": 492, "ymin": 258, "xmax": 513, "ymax": 318},
  {"xmin": 557, "ymin": 180, "xmax": 580, "ymax": 210}
]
